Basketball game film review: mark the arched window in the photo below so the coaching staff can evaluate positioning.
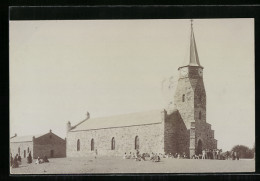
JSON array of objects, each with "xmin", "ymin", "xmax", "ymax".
[
  {"xmin": 111, "ymin": 137, "xmax": 115, "ymax": 150},
  {"xmin": 91, "ymin": 139, "xmax": 94, "ymax": 151},
  {"xmin": 135, "ymin": 136, "xmax": 139, "ymax": 150},
  {"xmin": 77, "ymin": 139, "xmax": 80, "ymax": 151},
  {"xmin": 18, "ymin": 147, "xmax": 20, "ymax": 156},
  {"xmin": 199, "ymin": 111, "xmax": 202, "ymax": 120},
  {"xmin": 182, "ymin": 94, "xmax": 185, "ymax": 102}
]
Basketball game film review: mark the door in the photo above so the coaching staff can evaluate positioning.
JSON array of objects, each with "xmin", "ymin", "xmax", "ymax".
[
  {"xmin": 197, "ymin": 139, "xmax": 203, "ymax": 155},
  {"xmin": 50, "ymin": 150, "xmax": 54, "ymax": 158}
]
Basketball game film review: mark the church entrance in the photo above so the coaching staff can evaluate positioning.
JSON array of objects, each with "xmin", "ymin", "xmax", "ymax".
[
  {"xmin": 197, "ymin": 139, "xmax": 202, "ymax": 155},
  {"xmin": 50, "ymin": 150, "xmax": 54, "ymax": 158}
]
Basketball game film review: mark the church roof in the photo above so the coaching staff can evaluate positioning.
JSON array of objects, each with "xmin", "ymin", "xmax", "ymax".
[
  {"xmin": 70, "ymin": 109, "xmax": 164, "ymax": 131},
  {"xmin": 10, "ymin": 133, "xmax": 45, "ymax": 143},
  {"xmin": 182, "ymin": 20, "xmax": 202, "ymax": 67}
]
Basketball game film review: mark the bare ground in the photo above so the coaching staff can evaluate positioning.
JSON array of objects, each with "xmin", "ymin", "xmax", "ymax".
[{"xmin": 10, "ymin": 156, "xmax": 255, "ymax": 174}]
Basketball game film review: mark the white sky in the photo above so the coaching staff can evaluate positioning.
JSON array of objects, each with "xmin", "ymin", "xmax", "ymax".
[{"xmin": 9, "ymin": 19, "xmax": 254, "ymax": 151}]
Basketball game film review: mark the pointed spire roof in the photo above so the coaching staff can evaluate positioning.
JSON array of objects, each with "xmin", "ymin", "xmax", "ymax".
[
  {"xmin": 189, "ymin": 20, "xmax": 201, "ymax": 66},
  {"xmin": 180, "ymin": 20, "xmax": 202, "ymax": 68}
]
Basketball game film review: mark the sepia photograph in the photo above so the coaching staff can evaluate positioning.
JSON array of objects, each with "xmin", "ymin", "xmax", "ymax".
[{"xmin": 9, "ymin": 18, "xmax": 255, "ymax": 174}]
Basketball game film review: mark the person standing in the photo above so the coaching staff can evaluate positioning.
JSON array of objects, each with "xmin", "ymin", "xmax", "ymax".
[
  {"xmin": 226, "ymin": 151, "xmax": 230, "ymax": 160},
  {"xmin": 10, "ymin": 153, "xmax": 13, "ymax": 167},
  {"xmin": 12, "ymin": 154, "xmax": 19, "ymax": 168},
  {"xmin": 216, "ymin": 149, "xmax": 219, "ymax": 160},
  {"xmin": 237, "ymin": 151, "xmax": 240, "ymax": 160},
  {"xmin": 202, "ymin": 149, "xmax": 206, "ymax": 159},
  {"xmin": 231, "ymin": 151, "xmax": 235, "ymax": 160},
  {"xmin": 27, "ymin": 151, "xmax": 32, "ymax": 164},
  {"xmin": 234, "ymin": 151, "xmax": 237, "ymax": 160}
]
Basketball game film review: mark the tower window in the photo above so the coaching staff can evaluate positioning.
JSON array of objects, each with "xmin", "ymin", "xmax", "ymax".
[
  {"xmin": 199, "ymin": 111, "xmax": 202, "ymax": 120},
  {"xmin": 135, "ymin": 136, "xmax": 139, "ymax": 150},
  {"xmin": 111, "ymin": 137, "xmax": 115, "ymax": 150},
  {"xmin": 91, "ymin": 138, "xmax": 94, "ymax": 151},
  {"xmin": 77, "ymin": 139, "xmax": 80, "ymax": 151},
  {"xmin": 182, "ymin": 94, "xmax": 185, "ymax": 102}
]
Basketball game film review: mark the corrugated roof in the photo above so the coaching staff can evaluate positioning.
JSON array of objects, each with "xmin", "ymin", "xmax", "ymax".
[
  {"xmin": 71, "ymin": 109, "xmax": 165, "ymax": 131},
  {"xmin": 10, "ymin": 134, "xmax": 45, "ymax": 143}
]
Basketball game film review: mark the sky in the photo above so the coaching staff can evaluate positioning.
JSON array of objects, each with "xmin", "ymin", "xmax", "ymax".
[{"xmin": 9, "ymin": 19, "xmax": 254, "ymax": 151}]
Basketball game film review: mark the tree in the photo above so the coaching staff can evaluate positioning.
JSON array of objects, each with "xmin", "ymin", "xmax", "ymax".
[{"xmin": 231, "ymin": 145, "xmax": 254, "ymax": 159}]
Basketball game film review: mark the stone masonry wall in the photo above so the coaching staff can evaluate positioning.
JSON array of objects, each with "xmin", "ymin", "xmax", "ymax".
[
  {"xmin": 195, "ymin": 122, "xmax": 217, "ymax": 153},
  {"xmin": 33, "ymin": 132, "xmax": 66, "ymax": 159},
  {"xmin": 67, "ymin": 122, "xmax": 164, "ymax": 157},
  {"xmin": 194, "ymin": 79, "xmax": 206, "ymax": 123},
  {"xmin": 174, "ymin": 77, "xmax": 196, "ymax": 130},
  {"xmin": 164, "ymin": 111, "xmax": 190, "ymax": 156},
  {"xmin": 10, "ymin": 142, "xmax": 33, "ymax": 159}
]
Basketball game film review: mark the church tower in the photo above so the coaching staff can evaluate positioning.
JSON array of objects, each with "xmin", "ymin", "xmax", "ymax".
[
  {"xmin": 174, "ymin": 20, "xmax": 206, "ymax": 130},
  {"xmin": 173, "ymin": 20, "xmax": 217, "ymax": 157}
]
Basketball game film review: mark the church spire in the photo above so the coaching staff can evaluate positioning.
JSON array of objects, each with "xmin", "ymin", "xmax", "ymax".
[{"xmin": 188, "ymin": 19, "xmax": 201, "ymax": 67}]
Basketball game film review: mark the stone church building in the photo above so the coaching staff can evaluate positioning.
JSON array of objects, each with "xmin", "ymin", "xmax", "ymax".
[
  {"xmin": 66, "ymin": 22, "xmax": 217, "ymax": 158},
  {"xmin": 10, "ymin": 130, "xmax": 66, "ymax": 159}
]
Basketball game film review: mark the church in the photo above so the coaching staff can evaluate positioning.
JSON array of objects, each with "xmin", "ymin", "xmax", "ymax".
[
  {"xmin": 10, "ymin": 130, "xmax": 66, "ymax": 159},
  {"xmin": 66, "ymin": 22, "xmax": 217, "ymax": 158}
]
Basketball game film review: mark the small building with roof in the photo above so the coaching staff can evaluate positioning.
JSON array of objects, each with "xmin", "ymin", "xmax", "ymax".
[
  {"xmin": 10, "ymin": 130, "xmax": 66, "ymax": 159},
  {"xmin": 66, "ymin": 21, "xmax": 217, "ymax": 158}
]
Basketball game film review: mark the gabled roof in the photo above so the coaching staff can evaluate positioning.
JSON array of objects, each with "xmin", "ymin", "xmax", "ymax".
[
  {"xmin": 10, "ymin": 134, "xmax": 45, "ymax": 143},
  {"xmin": 70, "ymin": 109, "xmax": 165, "ymax": 131}
]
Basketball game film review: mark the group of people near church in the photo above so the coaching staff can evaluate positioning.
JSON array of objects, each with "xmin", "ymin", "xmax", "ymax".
[
  {"xmin": 35, "ymin": 155, "xmax": 49, "ymax": 164},
  {"xmin": 191, "ymin": 149, "xmax": 223, "ymax": 160},
  {"xmin": 122, "ymin": 149, "xmax": 232, "ymax": 161},
  {"xmin": 10, "ymin": 151, "xmax": 32, "ymax": 168},
  {"xmin": 123, "ymin": 150, "xmax": 190, "ymax": 162},
  {"xmin": 10, "ymin": 151, "xmax": 49, "ymax": 168},
  {"xmin": 10, "ymin": 153, "xmax": 21, "ymax": 168},
  {"xmin": 224, "ymin": 151, "xmax": 240, "ymax": 160}
]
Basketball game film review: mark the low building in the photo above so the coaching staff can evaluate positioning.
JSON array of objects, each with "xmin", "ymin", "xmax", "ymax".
[{"xmin": 10, "ymin": 130, "xmax": 66, "ymax": 159}]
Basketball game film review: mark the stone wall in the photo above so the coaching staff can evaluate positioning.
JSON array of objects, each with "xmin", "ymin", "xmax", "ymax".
[
  {"xmin": 67, "ymin": 122, "xmax": 164, "ymax": 157},
  {"xmin": 195, "ymin": 122, "xmax": 217, "ymax": 152},
  {"xmin": 164, "ymin": 110, "xmax": 190, "ymax": 156},
  {"xmin": 174, "ymin": 77, "xmax": 196, "ymax": 130},
  {"xmin": 33, "ymin": 132, "xmax": 66, "ymax": 159},
  {"xmin": 10, "ymin": 141, "xmax": 33, "ymax": 159},
  {"xmin": 194, "ymin": 79, "xmax": 206, "ymax": 123}
]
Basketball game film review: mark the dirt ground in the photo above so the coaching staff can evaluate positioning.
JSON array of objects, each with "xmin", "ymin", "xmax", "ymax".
[{"xmin": 10, "ymin": 156, "xmax": 255, "ymax": 174}]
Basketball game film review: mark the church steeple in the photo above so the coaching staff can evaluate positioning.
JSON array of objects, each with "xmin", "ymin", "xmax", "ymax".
[
  {"xmin": 189, "ymin": 19, "xmax": 201, "ymax": 67},
  {"xmin": 180, "ymin": 20, "xmax": 203, "ymax": 68}
]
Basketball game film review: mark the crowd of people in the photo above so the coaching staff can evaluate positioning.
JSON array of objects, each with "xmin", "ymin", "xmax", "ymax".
[
  {"xmin": 122, "ymin": 148, "xmax": 241, "ymax": 162},
  {"xmin": 123, "ymin": 150, "xmax": 190, "ymax": 162},
  {"xmin": 10, "ymin": 151, "xmax": 49, "ymax": 168},
  {"xmin": 191, "ymin": 149, "xmax": 223, "ymax": 160},
  {"xmin": 223, "ymin": 151, "xmax": 240, "ymax": 160}
]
